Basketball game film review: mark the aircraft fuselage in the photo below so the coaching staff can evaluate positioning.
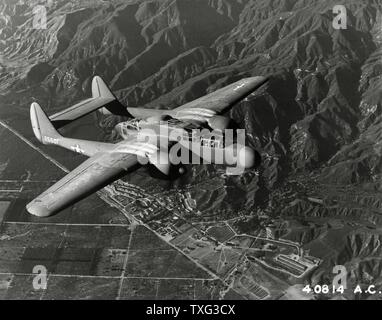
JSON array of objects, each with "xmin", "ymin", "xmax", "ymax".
[{"xmin": 114, "ymin": 118, "xmax": 258, "ymax": 170}]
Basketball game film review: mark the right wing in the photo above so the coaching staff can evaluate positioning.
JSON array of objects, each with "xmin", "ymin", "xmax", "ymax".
[
  {"xmin": 26, "ymin": 141, "xmax": 158, "ymax": 217},
  {"xmin": 162, "ymin": 76, "xmax": 268, "ymax": 130},
  {"xmin": 171, "ymin": 76, "xmax": 268, "ymax": 119}
]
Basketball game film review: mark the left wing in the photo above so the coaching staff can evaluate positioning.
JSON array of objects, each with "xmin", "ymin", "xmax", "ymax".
[
  {"xmin": 28, "ymin": 100, "xmax": 160, "ymax": 217},
  {"xmin": 26, "ymin": 137, "xmax": 161, "ymax": 217}
]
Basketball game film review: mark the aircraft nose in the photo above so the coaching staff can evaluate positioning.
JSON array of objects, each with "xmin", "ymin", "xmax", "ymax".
[
  {"xmin": 114, "ymin": 123, "xmax": 123, "ymax": 136},
  {"xmin": 237, "ymin": 146, "xmax": 257, "ymax": 169}
]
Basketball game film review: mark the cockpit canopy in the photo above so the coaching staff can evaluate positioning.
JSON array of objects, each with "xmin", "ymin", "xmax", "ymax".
[
  {"xmin": 115, "ymin": 119, "xmax": 141, "ymax": 138},
  {"xmin": 123, "ymin": 119, "xmax": 140, "ymax": 130}
]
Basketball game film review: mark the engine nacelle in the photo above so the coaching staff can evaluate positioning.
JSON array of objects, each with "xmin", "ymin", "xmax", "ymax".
[
  {"xmin": 148, "ymin": 150, "xmax": 186, "ymax": 179},
  {"xmin": 207, "ymin": 115, "xmax": 231, "ymax": 130},
  {"xmin": 149, "ymin": 150, "xmax": 171, "ymax": 175},
  {"xmin": 146, "ymin": 114, "xmax": 172, "ymax": 123}
]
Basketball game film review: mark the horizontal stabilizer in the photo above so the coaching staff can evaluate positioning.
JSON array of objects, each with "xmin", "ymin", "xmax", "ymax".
[{"xmin": 49, "ymin": 76, "xmax": 131, "ymax": 128}]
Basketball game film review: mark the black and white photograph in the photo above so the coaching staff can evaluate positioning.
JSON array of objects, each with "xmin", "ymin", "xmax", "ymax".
[{"xmin": 0, "ymin": 0, "xmax": 381, "ymax": 305}]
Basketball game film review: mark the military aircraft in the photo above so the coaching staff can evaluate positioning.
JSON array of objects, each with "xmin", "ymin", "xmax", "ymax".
[{"xmin": 27, "ymin": 75, "xmax": 268, "ymax": 217}]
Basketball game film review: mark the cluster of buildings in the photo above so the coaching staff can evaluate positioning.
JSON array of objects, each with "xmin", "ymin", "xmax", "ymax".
[{"xmin": 275, "ymin": 253, "xmax": 321, "ymax": 278}]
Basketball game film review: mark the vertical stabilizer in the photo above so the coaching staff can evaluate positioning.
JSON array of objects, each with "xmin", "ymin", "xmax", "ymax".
[
  {"xmin": 30, "ymin": 102, "xmax": 62, "ymax": 144},
  {"xmin": 92, "ymin": 75, "xmax": 115, "ymax": 99}
]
